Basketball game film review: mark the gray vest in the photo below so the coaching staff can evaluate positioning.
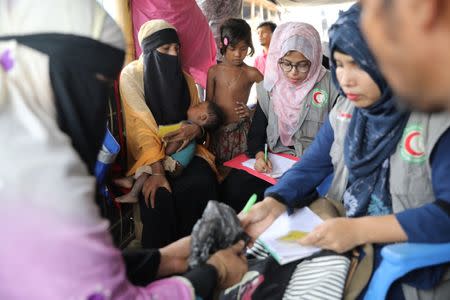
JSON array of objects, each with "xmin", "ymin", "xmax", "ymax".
[
  {"xmin": 327, "ymin": 98, "xmax": 354, "ymax": 201},
  {"xmin": 390, "ymin": 111, "xmax": 450, "ymax": 300},
  {"xmin": 328, "ymin": 98, "xmax": 450, "ymax": 299},
  {"xmin": 257, "ymin": 71, "xmax": 342, "ymax": 157}
]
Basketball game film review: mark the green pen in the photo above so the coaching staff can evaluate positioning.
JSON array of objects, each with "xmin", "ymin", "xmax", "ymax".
[
  {"xmin": 264, "ymin": 143, "xmax": 268, "ymax": 163},
  {"xmin": 242, "ymin": 194, "xmax": 258, "ymax": 214}
]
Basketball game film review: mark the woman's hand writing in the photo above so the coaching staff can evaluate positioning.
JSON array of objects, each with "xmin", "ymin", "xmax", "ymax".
[{"xmin": 254, "ymin": 151, "xmax": 272, "ymax": 173}]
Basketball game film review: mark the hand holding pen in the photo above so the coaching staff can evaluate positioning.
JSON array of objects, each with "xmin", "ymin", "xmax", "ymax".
[{"xmin": 254, "ymin": 143, "xmax": 272, "ymax": 173}]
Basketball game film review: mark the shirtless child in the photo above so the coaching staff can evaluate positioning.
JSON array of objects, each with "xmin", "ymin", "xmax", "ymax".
[
  {"xmin": 206, "ymin": 18, "xmax": 263, "ymax": 168},
  {"xmin": 115, "ymin": 101, "xmax": 224, "ymax": 207}
]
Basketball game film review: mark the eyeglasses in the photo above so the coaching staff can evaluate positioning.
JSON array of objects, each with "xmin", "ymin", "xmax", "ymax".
[{"xmin": 278, "ymin": 59, "xmax": 311, "ymax": 73}]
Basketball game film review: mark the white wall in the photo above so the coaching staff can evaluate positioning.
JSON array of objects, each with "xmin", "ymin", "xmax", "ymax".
[
  {"xmin": 281, "ymin": 2, "xmax": 355, "ymax": 42},
  {"xmin": 97, "ymin": 0, "xmax": 117, "ymax": 20}
]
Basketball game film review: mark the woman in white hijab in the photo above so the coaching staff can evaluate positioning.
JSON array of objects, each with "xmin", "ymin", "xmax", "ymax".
[{"xmin": 0, "ymin": 1, "xmax": 246, "ymax": 299}]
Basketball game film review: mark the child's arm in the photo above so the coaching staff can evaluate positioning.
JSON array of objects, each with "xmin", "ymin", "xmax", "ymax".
[
  {"xmin": 205, "ymin": 66, "xmax": 217, "ymax": 102},
  {"xmin": 165, "ymin": 141, "xmax": 182, "ymax": 155},
  {"xmin": 249, "ymin": 66, "xmax": 264, "ymax": 84}
]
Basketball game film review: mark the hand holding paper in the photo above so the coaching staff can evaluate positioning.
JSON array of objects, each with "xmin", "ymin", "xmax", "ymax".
[
  {"xmin": 299, "ymin": 217, "xmax": 362, "ymax": 253},
  {"xmin": 257, "ymin": 207, "xmax": 324, "ymax": 265},
  {"xmin": 239, "ymin": 197, "xmax": 286, "ymax": 243}
]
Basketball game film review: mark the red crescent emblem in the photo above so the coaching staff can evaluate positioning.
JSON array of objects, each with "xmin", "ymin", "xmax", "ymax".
[
  {"xmin": 313, "ymin": 92, "xmax": 323, "ymax": 104},
  {"xmin": 405, "ymin": 131, "xmax": 424, "ymax": 157}
]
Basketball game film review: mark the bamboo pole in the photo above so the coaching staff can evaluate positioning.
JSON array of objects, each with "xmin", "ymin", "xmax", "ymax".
[{"xmin": 115, "ymin": 0, "xmax": 136, "ymax": 65}]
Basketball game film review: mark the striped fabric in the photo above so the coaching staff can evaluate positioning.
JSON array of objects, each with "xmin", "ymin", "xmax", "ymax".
[
  {"xmin": 246, "ymin": 240, "xmax": 270, "ymax": 260},
  {"xmin": 247, "ymin": 241, "xmax": 350, "ymax": 299},
  {"xmin": 282, "ymin": 255, "xmax": 350, "ymax": 300}
]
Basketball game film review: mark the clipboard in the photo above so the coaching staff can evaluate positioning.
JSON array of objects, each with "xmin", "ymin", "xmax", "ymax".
[{"xmin": 223, "ymin": 153, "xmax": 299, "ymax": 185}]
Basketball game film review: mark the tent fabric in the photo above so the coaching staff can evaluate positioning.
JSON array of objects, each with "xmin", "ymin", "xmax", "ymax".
[
  {"xmin": 196, "ymin": 0, "xmax": 243, "ymax": 61},
  {"xmin": 131, "ymin": 0, "xmax": 216, "ymax": 88}
]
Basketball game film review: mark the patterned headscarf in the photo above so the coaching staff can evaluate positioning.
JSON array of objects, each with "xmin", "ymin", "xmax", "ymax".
[
  {"xmin": 264, "ymin": 22, "xmax": 326, "ymax": 146},
  {"xmin": 329, "ymin": 4, "xmax": 410, "ymax": 217}
]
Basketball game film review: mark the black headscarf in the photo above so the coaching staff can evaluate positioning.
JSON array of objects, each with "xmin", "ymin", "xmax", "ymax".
[
  {"xmin": 141, "ymin": 28, "xmax": 190, "ymax": 125},
  {"xmin": 0, "ymin": 33, "xmax": 125, "ymax": 174}
]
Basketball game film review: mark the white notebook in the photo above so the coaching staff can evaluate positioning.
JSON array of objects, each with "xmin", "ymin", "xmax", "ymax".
[
  {"xmin": 241, "ymin": 152, "xmax": 297, "ymax": 178},
  {"xmin": 257, "ymin": 207, "xmax": 323, "ymax": 265}
]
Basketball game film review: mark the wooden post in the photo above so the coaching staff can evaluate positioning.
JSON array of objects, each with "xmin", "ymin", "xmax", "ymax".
[{"xmin": 115, "ymin": 0, "xmax": 136, "ymax": 65}]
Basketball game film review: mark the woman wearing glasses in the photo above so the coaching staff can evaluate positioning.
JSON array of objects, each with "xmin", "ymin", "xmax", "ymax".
[{"xmin": 221, "ymin": 22, "xmax": 343, "ymax": 212}]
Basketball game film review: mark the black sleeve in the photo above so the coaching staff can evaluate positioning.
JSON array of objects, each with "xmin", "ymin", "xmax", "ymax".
[
  {"xmin": 122, "ymin": 248, "xmax": 161, "ymax": 286},
  {"xmin": 247, "ymin": 102, "xmax": 268, "ymax": 157},
  {"xmin": 184, "ymin": 264, "xmax": 218, "ymax": 300}
]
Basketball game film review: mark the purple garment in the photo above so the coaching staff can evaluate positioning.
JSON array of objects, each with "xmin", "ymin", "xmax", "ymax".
[{"xmin": 0, "ymin": 205, "xmax": 194, "ymax": 300}]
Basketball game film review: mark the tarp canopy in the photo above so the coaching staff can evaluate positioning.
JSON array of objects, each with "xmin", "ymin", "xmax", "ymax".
[
  {"xmin": 130, "ymin": 0, "xmax": 217, "ymax": 88},
  {"xmin": 276, "ymin": 0, "xmax": 353, "ymax": 7}
]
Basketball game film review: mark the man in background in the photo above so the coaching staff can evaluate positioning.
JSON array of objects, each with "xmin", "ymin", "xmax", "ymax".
[{"xmin": 254, "ymin": 21, "xmax": 277, "ymax": 75}]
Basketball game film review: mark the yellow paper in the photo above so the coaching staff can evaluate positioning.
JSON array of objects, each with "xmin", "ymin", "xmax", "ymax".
[
  {"xmin": 277, "ymin": 230, "xmax": 308, "ymax": 243},
  {"xmin": 158, "ymin": 123, "xmax": 182, "ymax": 138}
]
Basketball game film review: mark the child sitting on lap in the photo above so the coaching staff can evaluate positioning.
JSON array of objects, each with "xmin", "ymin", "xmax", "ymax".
[{"xmin": 115, "ymin": 101, "xmax": 224, "ymax": 205}]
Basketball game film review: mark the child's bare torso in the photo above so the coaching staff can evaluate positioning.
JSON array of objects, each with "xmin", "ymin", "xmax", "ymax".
[{"xmin": 209, "ymin": 63, "xmax": 261, "ymax": 124}]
